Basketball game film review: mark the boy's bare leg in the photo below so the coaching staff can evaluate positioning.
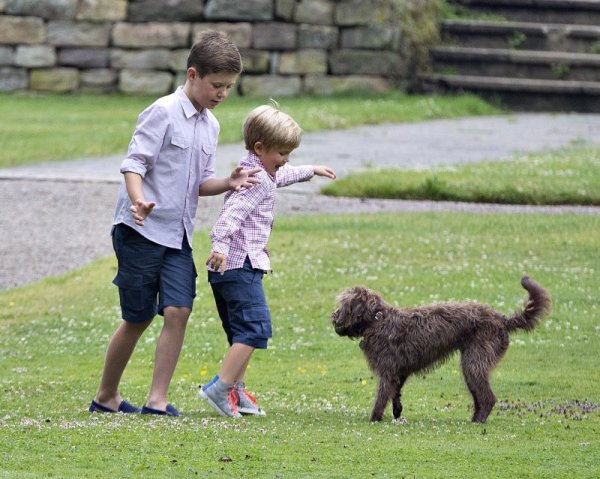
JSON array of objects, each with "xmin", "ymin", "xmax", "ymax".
[
  {"xmin": 145, "ymin": 306, "xmax": 190, "ymax": 410},
  {"xmin": 94, "ymin": 319, "xmax": 152, "ymax": 410},
  {"xmin": 219, "ymin": 343, "xmax": 255, "ymax": 384}
]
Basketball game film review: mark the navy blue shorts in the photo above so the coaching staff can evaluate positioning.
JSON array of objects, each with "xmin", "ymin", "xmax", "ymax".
[
  {"xmin": 208, "ymin": 257, "xmax": 271, "ymax": 349},
  {"xmin": 111, "ymin": 223, "xmax": 197, "ymax": 323}
]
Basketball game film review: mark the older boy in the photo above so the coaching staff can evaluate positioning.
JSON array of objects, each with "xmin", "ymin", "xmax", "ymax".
[
  {"xmin": 200, "ymin": 104, "xmax": 336, "ymax": 418},
  {"xmin": 90, "ymin": 31, "xmax": 257, "ymax": 416}
]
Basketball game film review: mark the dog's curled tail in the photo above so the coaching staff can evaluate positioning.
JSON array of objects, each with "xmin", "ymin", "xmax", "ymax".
[{"xmin": 506, "ymin": 276, "xmax": 552, "ymax": 332}]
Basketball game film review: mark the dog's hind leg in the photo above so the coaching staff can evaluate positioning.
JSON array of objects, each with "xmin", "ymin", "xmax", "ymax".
[
  {"xmin": 460, "ymin": 347, "xmax": 500, "ymax": 423},
  {"xmin": 391, "ymin": 375, "xmax": 407, "ymax": 419},
  {"xmin": 370, "ymin": 375, "xmax": 395, "ymax": 422}
]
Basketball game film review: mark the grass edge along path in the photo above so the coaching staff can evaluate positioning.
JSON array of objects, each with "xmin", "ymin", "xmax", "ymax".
[{"xmin": 322, "ymin": 144, "xmax": 600, "ymax": 206}]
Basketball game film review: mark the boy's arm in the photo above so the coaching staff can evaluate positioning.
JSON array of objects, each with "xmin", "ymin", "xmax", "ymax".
[
  {"xmin": 199, "ymin": 166, "xmax": 261, "ymax": 196},
  {"xmin": 124, "ymin": 172, "xmax": 155, "ymax": 226},
  {"xmin": 276, "ymin": 164, "xmax": 336, "ymax": 187},
  {"xmin": 313, "ymin": 165, "xmax": 337, "ymax": 180},
  {"xmin": 275, "ymin": 164, "xmax": 314, "ymax": 187},
  {"xmin": 120, "ymin": 103, "xmax": 168, "ymax": 226}
]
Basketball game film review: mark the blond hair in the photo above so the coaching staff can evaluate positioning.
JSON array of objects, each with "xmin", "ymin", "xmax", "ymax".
[{"xmin": 243, "ymin": 104, "xmax": 302, "ymax": 152}]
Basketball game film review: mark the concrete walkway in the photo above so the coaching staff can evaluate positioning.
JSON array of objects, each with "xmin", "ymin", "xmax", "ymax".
[
  {"xmin": 1, "ymin": 113, "xmax": 600, "ymax": 290},
  {"xmin": 2, "ymin": 113, "xmax": 600, "ymax": 188}
]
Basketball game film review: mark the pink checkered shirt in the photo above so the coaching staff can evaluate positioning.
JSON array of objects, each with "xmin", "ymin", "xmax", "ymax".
[{"xmin": 209, "ymin": 152, "xmax": 314, "ymax": 272}]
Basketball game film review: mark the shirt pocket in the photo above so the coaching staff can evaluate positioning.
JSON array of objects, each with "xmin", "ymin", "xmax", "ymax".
[
  {"xmin": 198, "ymin": 143, "xmax": 216, "ymax": 176},
  {"xmin": 201, "ymin": 143, "xmax": 215, "ymax": 162},
  {"xmin": 168, "ymin": 134, "xmax": 191, "ymax": 163}
]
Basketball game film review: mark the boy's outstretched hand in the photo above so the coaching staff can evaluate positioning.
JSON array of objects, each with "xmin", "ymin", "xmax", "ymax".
[
  {"xmin": 206, "ymin": 251, "xmax": 228, "ymax": 275},
  {"xmin": 313, "ymin": 165, "xmax": 336, "ymax": 180},
  {"xmin": 130, "ymin": 199, "xmax": 156, "ymax": 226},
  {"xmin": 229, "ymin": 166, "xmax": 262, "ymax": 191}
]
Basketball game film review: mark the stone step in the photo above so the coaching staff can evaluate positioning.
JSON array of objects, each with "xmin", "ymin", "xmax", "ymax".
[
  {"xmin": 452, "ymin": 0, "xmax": 600, "ymax": 25},
  {"xmin": 442, "ymin": 19, "xmax": 600, "ymax": 54},
  {"xmin": 431, "ymin": 46, "xmax": 600, "ymax": 81},
  {"xmin": 420, "ymin": 73, "xmax": 600, "ymax": 111}
]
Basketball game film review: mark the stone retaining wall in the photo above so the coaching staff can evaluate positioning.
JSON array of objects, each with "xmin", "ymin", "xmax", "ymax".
[{"xmin": 0, "ymin": 0, "xmax": 436, "ymax": 96}]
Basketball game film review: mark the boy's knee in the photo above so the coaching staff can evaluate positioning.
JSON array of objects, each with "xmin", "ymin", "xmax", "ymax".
[
  {"xmin": 163, "ymin": 306, "xmax": 192, "ymax": 322},
  {"xmin": 121, "ymin": 318, "xmax": 153, "ymax": 334}
]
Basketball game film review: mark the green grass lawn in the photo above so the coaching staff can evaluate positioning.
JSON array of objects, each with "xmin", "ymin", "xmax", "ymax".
[
  {"xmin": 322, "ymin": 143, "xmax": 600, "ymax": 206},
  {"xmin": 0, "ymin": 91, "xmax": 500, "ymax": 168},
  {"xmin": 1, "ymin": 91, "xmax": 598, "ymax": 477},
  {"xmin": 1, "ymin": 212, "xmax": 598, "ymax": 478}
]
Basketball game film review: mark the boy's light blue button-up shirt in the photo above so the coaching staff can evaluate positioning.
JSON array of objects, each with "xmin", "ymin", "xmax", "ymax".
[{"xmin": 113, "ymin": 86, "xmax": 219, "ymax": 249}]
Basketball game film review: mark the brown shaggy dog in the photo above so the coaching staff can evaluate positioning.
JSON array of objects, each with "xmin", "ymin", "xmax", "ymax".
[{"xmin": 331, "ymin": 276, "xmax": 551, "ymax": 423}]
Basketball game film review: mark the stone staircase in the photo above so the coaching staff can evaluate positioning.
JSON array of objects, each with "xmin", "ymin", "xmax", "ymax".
[{"xmin": 420, "ymin": 0, "xmax": 600, "ymax": 112}]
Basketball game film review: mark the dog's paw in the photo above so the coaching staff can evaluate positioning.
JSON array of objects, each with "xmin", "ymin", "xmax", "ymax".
[{"xmin": 392, "ymin": 417, "xmax": 408, "ymax": 425}]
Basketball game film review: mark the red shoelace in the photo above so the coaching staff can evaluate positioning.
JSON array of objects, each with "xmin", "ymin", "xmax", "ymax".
[
  {"xmin": 241, "ymin": 390, "xmax": 257, "ymax": 404},
  {"xmin": 228, "ymin": 387, "xmax": 239, "ymax": 415}
]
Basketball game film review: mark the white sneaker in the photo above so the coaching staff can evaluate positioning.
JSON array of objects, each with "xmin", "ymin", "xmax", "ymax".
[
  {"xmin": 235, "ymin": 382, "xmax": 266, "ymax": 416},
  {"xmin": 199, "ymin": 378, "xmax": 241, "ymax": 419}
]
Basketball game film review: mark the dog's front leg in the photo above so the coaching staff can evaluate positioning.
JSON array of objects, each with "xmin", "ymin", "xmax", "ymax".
[
  {"xmin": 391, "ymin": 376, "xmax": 406, "ymax": 419},
  {"xmin": 391, "ymin": 394, "xmax": 402, "ymax": 419},
  {"xmin": 370, "ymin": 377, "xmax": 392, "ymax": 422}
]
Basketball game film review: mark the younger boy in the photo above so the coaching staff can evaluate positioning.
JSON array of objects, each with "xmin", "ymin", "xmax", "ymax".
[
  {"xmin": 89, "ymin": 31, "xmax": 258, "ymax": 416},
  {"xmin": 200, "ymin": 104, "xmax": 336, "ymax": 417}
]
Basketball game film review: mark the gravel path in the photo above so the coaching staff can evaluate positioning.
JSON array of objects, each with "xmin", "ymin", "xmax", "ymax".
[{"xmin": 2, "ymin": 113, "xmax": 600, "ymax": 290}]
